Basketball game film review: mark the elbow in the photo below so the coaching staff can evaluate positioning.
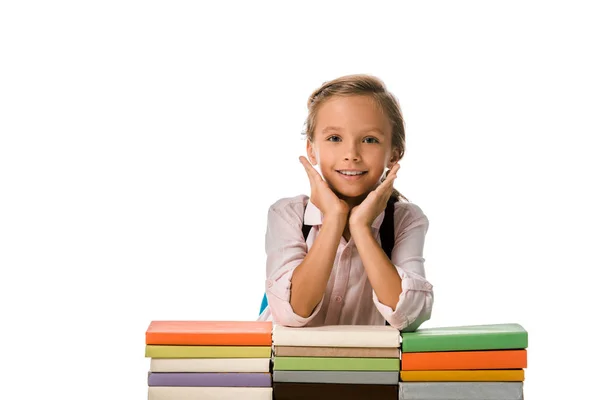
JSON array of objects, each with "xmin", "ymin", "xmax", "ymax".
[
  {"xmin": 378, "ymin": 287, "xmax": 433, "ymax": 332},
  {"xmin": 267, "ymin": 294, "xmax": 311, "ymax": 328},
  {"xmin": 273, "ymin": 318, "xmax": 307, "ymax": 328},
  {"xmin": 265, "ymin": 271, "xmax": 322, "ymax": 328},
  {"xmin": 289, "ymin": 298, "xmax": 316, "ymax": 320},
  {"xmin": 400, "ymin": 292, "xmax": 434, "ymax": 333},
  {"xmin": 288, "ymin": 278, "xmax": 321, "ymax": 319},
  {"xmin": 271, "ymin": 311, "xmax": 310, "ymax": 328}
]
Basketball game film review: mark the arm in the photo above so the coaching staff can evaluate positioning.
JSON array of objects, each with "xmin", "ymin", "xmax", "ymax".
[
  {"xmin": 290, "ymin": 212, "xmax": 346, "ymax": 317},
  {"xmin": 351, "ymin": 205, "xmax": 433, "ymax": 332},
  {"xmin": 267, "ymin": 156, "xmax": 351, "ymax": 326},
  {"xmin": 264, "ymin": 199, "xmax": 346, "ymax": 327},
  {"xmin": 351, "ymin": 225, "xmax": 403, "ymax": 308}
]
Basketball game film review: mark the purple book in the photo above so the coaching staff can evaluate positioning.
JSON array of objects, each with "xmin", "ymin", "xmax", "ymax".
[{"xmin": 148, "ymin": 372, "xmax": 272, "ymax": 387}]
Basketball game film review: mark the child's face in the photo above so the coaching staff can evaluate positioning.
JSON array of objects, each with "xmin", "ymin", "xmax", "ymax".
[{"xmin": 307, "ymin": 95, "xmax": 399, "ymax": 201}]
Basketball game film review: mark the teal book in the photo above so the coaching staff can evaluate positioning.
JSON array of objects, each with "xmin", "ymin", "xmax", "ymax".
[
  {"xmin": 273, "ymin": 356, "xmax": 400, "ymax": 371},
  {"xmin": 401, "ymin": 323, "xmax": 527, "ymax": 353}
]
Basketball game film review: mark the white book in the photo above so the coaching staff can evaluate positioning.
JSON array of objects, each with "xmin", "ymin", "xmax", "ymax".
[
  {"xmin": 149, "ymin": 387, "xmax": 273, "ymax": 400},
  {"xmin": 272, "ymin": 324, "xmax": 401, "ymax": 348},
  {"xmin": 150, "ymin": 358, "xmax": 270, "ymax": 372}
]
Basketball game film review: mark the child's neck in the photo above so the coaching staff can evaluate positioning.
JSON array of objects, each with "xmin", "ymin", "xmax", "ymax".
[
  {"xmin": 342, "ymin": 204, "xmax": 357, "ymax": 242},
  {"xmin": 340, "ymin": 193, "xmax": 368, "ymax": 210},
  {"xmin": 340, "ymin": 193, "xmax": 370, "ymax": 242},
  {"xmin": 342, "ymin": 224, "xmax": 352, "ymax": 242}
]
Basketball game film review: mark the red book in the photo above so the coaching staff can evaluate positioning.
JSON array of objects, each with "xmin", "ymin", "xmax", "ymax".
[{"xmin": 146, "ymin": 321, "xmax": 273, "ymax": 346}]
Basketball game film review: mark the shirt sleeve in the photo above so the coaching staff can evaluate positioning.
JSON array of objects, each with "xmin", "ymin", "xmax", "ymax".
[
  {"xmin": 372, "ymin": 203, "xmax": 434, "ymax": 332},
  {"xmin": 264, "ymin": 199, "xmax": 324, "ymax": 327}
]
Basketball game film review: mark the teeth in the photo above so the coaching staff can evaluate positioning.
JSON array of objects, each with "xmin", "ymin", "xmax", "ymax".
[{"xmin": 339, "ymin": 171, "xmax": 365, "ymax": 176}]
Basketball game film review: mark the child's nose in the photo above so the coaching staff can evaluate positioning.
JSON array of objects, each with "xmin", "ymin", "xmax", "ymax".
[{"xmin": 343, "ymin": 143, "xmax": 361, "ymax": 161}]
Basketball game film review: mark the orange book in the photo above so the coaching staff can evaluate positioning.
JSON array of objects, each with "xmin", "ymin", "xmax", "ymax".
[
  {"xmin": 402, "ymin": 349, "xmax": 527, "ymax": 370},
  {"xmin": 145, "ymin": 321, "xmax": 273, "ymax": 346},
  {"xmin": 400, "ymin": 369, "xmax": 524, "ymax": 382}
]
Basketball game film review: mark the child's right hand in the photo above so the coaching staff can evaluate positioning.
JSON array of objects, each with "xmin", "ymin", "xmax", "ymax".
[{"xmin": 299, "ymin": 156, "xmax": 349, "ymax": 218}]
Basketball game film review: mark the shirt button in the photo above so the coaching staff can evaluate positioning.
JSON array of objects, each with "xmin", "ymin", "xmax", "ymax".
[
  {"xmin": 334, "ymin": 295, "xmax": 342, "ymax": 303},
  {"xmin": 267, "ymin": 280, "xmax": 273, "ymax": 288}
]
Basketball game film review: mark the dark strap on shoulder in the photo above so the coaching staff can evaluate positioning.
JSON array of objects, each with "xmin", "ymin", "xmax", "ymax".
[
  {"xmin": 382, "ymin": 197, "xmax": 398, "ymax": 327},
  {"xmin": 301, "ymin": 223, "xmax": 312, "ymax": 241},
  {"xmin": 380, "ymin": 196, "xmax": 398, "ymax": 259}
]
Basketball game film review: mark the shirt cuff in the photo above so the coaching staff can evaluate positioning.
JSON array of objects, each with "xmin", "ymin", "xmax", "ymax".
[
  {"xmin": 266, "ymin": 268, "xmax": 324, "ymax": 327},
  {"xmin": 372, "ymin": 267, "xmax": 433, "ymax": 331}
]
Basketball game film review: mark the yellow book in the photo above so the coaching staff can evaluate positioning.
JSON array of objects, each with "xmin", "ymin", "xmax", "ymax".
[
  {"xmin": 401, "ymin": 369, "xmax": 524, "ymax": 382},
  {"xmin": 145, "ymin": 345, "xmax": 271, "ymax": 358}
]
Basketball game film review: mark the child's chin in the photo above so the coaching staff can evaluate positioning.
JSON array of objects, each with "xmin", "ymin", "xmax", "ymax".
[{"xmin": 333, "ymin": 187, "xmax": 369, "ymax": 200}]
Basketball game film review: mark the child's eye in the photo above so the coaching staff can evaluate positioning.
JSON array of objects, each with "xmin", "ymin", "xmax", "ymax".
[
  {"xmin": 327, "ymin": 136, "xmax": 342, "ymax": 142},
  {"xmin": 364, "ymin": 137, "xmax": 380, "ymax": 144}
]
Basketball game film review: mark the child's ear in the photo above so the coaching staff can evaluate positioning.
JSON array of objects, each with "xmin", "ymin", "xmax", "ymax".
[
  {"xmin": 387, "ymin": 148, "xmax": 401, "ymax": 168},
  {"xmin": 306, "ymin": 140, "xmax": 317, "ymax": 165}
]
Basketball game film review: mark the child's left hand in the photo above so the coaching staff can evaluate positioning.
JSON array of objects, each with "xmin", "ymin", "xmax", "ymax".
[{"xmin": 349, "ymin": 163, "xmax": 400, "ymax": 229}]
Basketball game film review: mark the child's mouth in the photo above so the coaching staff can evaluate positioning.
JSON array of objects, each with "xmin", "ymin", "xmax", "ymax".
[{"xmin": 336, "ymin": 170, "xmax": 367, "ymax": 181}]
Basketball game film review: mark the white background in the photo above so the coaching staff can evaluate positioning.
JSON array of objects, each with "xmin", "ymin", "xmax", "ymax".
[{"xmin": 1, "ymin": 1, "xmax": 598, "ymax": 399}]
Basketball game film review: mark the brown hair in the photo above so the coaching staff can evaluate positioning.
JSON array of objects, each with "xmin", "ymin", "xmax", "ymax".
[{"xmin": 301, "ymin": 74, "xmax": 408, "ymax": 202}]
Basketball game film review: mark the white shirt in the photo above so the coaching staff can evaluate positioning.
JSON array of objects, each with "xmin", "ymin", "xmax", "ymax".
[{"xmin": 258, "ymin": 194, "xmax": 433, "ymax": 332}]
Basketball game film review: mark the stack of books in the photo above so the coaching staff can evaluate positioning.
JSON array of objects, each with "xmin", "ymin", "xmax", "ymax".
[
  {"xmin": 144, "ymin": 321, "xmax": 273, "ymax": 400},
  {"xmin": 271, "ymin": 325, "xmax": 402, "ymax": 399},
  {"xmin": 399, "ymin": 323, "xmax": 528, "ymax": 400}
]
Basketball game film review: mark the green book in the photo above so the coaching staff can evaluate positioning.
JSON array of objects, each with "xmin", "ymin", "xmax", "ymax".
[
  {"xmin": 145, "ymin": 345, "xmax": 271, "ymax": 358},
  {"xmin": 401, "ymin": 323, "xmax": 528, "ymax": 352},
  {"xmin": 273, "ymin": 356, "xmax": 400, "ymax": 371}
]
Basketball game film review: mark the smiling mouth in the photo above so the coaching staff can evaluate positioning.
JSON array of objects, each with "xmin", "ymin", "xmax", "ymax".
[{"xmin": 336, "ymin": 170, "xmax": 368, "ymax": 176}]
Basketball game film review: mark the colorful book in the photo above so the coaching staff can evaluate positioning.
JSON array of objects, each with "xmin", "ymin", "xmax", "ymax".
[
  {"xmin": 273, "ymin": 356, "xmax": 399, "ymax": 371},
  {"xmin": 273, "ymin": 370, "xmax": 399, "ymax": 385},
  {"xmin": 273, "ymin": 382, "xmax": 398, "ymax": 400},
  {"xmin": 150, "ymin": 358, "xmax": 270, "ymax": 372},
  {"xmin": 145, "ymin": 345, "xmax": 271, "ymax": 358},
  {"xmin": 145, "ymin": 321, "xmax": 272, "ymax": 346},
  {"xmin": 274, "ymin": 346, "xmax": 400, "ymax": 358},
  {"xmin": 148, "ymin": 386, "xmax": 272, "ymax": 400},
  {"xmin": 402, "ymin": 349, "xmax": 527, "ymax": 370},
  {"xmin": 400, "ymin": 369, "xmax": 525, "ymax": 382},
  {"xmin": 401, "ymin": 323, "xmax": 527, "ymax": 352},
  {"xmin": 273, "ymin": 324, "xmax": 401, "ymax": 348},
  {"xmin": 399, "ymin": 382, "xmax": 524, "ymax": 400},
  {"xmin": 147, "ymin": 372, "xmax": 271, "ymax": 387}
]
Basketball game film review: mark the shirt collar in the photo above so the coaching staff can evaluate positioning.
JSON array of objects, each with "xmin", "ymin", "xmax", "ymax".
[{"xmin": 304, "ymin": 198, "xmax": 387, "ymax": 230}]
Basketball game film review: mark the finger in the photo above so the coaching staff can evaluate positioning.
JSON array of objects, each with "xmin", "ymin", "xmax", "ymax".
[
  {"xmin": 299, "ymin": 156, "xmax": 318, "ymax": 187},
  {"xmin": 380, "ymin": 171, "xmax": 397, "ymax": 189},
  {"xmin": 375, "ymin": 174, "xmax": 397, "ymax": 199},
  {"xmin": 375, "ymin": 178, "xmax": 395, "ymax": 196},
  {"xmin": 379, "ymin": 167, "xmax": 399, "ymax": 192},
  {"xmin": 299, "ymin": 156, "xmax": 323, "ymax": 183},
  {"xmin": 385, "ymin": 164, "xmax": 400, "ymax": 182}
]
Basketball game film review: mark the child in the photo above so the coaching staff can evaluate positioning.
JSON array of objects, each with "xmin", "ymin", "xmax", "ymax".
[{"xmin": 258, "ymin": 74, "xmax": 433, "ymax": 332}]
